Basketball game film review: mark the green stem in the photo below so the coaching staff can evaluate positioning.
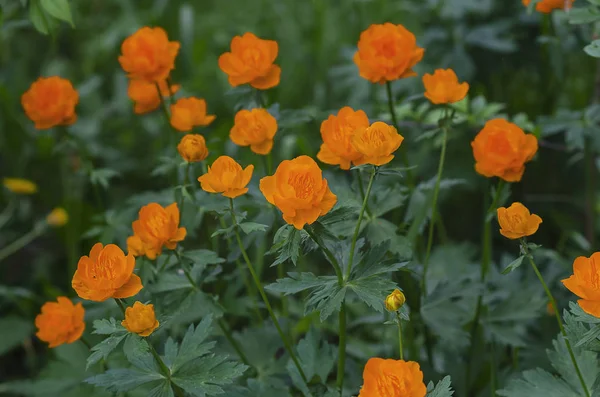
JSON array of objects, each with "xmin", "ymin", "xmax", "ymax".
[
  {"xmin": 346, "ymin": 166, "xmax": 376, "ymax": 280},
  {"xmin": 0, "ymin": 199, "xmax": 16, "ymax": 230},
  {"xmin": 356, "ymin": 169, "xmax": 372, "ymax": 217},
  {"xmin": 385, "ymin": 81, "xmax": 414, "ymax": 188},
  {"xmin": 396, "ymin": 313, "xmax": 404, "ymax": 360},
  {"xmin": 217, "ymin": 318, "xmax": 251, "ymax": 367},
  {"xmin": 147, "ymin": 341, "xmax": 185, "ymax": 397},
  {"xmin": 229, "ymin": 198, "xmax": 308, "ymax": 384},
  {"xmin": 80, "ymin": 336, "xmax": 92, "ymax": 350},
  {"xmin": 165, "ymin": 78, "xmax": 177, "ymax": 107},
  {"xmin": 114, "ymin": 298, "xmax": 126, "ymax": 314},
  {"xmin": 156, "ymin": 82, "xmax": 172, "ymax": 126},
  {"xmin": 0, "ymin": 223, "xmax": 46, "ymax": 263},
  {"xmin": 421, "ymin": 123, "xmax": 448, "ymax": 296},
  {"xmin": 305, "ymin": 227, "xmax": 343, "ymax": 284},
  {"xmin": 521, "ymin": 241, "xmax": 591, "ymax": 397},
  {"xmin": 337, "ymin": 305, "xmax": 347, "ymax": 395}
]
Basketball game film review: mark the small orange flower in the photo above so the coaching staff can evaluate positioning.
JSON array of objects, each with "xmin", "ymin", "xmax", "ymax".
[
  {"xmin": 72, "ymin": 243, "xmax": 143, "ymax": 302},
  {"xmin": 522, "ymin": 0, "xmax": 574, "ymax": 13},
  {"xmin": 352, "ymin": 121, "xmax": 404, "ymax": 166},
  {"xmin": 3, "ymin": 178, "xmax": 38, "ymax": 194},
  {"xmin": 122, "ymin": 301, "xmax": 159, "ymax": 337},
  {"xmin": 126, "ymin": 234, "xmax": 146, "ymax": 257},
  {"xmin": 132, "ymin": 203, "xmax": 186, "ymax": 260},
  {"xmin": 497, "ymin": 202, "xmax": 542, "ymax": 240},
  {"xmin": 353, "ymin": 23, "xmax": 424, "ymax": 84},
  {"xmin": 422, "ymin": 69, "xmax": 469, "ymax": 105},
  {"xmin": 358, "ymin": 358, "xmax": 427, "ymax": 397},
  {"xmin": 119, "ymin": 27, "xmax": 180, "ymax": 82},
  {"xmin": 230, "ymin": 108, "xmax": 278, "ymax": 155},
  {"xmin": 562, "ymin": 253, "xmax": 600, "ymax": 317},
  {"xmin": 35, "ymin": 297, "xmax": 85, "ymax": 348},
  {"xmin": 170, "ymin": 97, "xmax": 216, "ymax": 132},
  {"xmin": 177, "ymin": 134, "xmax": 209, "ymax": 163},
  {"xmin": 317, "ymin": 107, "xmax": 369, "ymax": 170},
  {"xmin": 471, "ymin": 119, "xmax": 538, "ymax": 182},
  {"xmin": 260, "ymin": 156, "xmax": 337, "ymax": 229},
  {"xmin": 128, "ymin": 79, "xmax": 179, "ymax": 115},
  {"xmin": 385, "ymin": 289, "xmax": 406, "ymax": 312},
  {"xmin": 21, "ymin": 76, "xmax": 79, "ymax": 130},
  {"xmin": 46, "ymin": 207, "xmax": 68, "ymax": 227},
  {"xmin": 198, "ymin": 156, "xmax": 254, "ymax": 199},
  {"xmin": 218, "ymin": 32, "xmax": 281, "ymax": 90}
]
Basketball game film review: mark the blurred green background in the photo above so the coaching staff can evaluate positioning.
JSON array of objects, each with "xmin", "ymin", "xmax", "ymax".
[{"xmin": 1, "ymin": 0, "xmax": 600, "ymax": 394}]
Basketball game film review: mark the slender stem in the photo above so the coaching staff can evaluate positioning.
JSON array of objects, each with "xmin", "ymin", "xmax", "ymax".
[
  {"xmin": 156, "ymin": 83, "xmax": 172, "ymax": 126},
  {"xmin": 147, "ymin": 341, "xmax": 185, "ymax": 397},
  {"xmin": 80, "ymin": 337, "xmax": 92, "ymax": 350},
  {"xmin": 337, "ymin": 305, "xmax": 347, "ymax": 395},
  {"xmin": 217, "ymin": 318, "xmax": 251, "ymax": 367},
  {"xmin": 114, "ymin": 298, "xmax": 126, "ymax": 314},
  {"xmin": 385, "ymin": 81, "xmax": 414, "ymax": 188},
  {"xmin": 346, "ymin": 166, "xmax": 376, "ymax": 280},
  {"xmin": 305, "ymin": 227, "xmax": 343, "ymax": 284},
  {"xmin": 521, "ymin": 241, "xmax": 591, "ymax": 397},
  {"xmin": 396, "ymin": 313, "xmax": 404, "ymax": 360},
  {"xmin": 229, "ymin": 198, "xmax": 308, "ymax": 384},
  {"xmin": 0, "ymin": 199, "xmax": 16, "ymax": 230},
  {"xmin": 0, "ymin": 224, "xmax": 46, "ymax": 263},
  {"xmin": 356, "ymin": 169, "xmax": 372, "ymax": 217},
  {"xmin": 165, "ymin": 78, "xmax": 176, "ymax": 107},
  {"xmin": 421, "ymin": 123, "xmax": 448, "ymax": 296},
  {"xmin": 266, "ymin": 152, "xmax": 273, "ymax": 176}
]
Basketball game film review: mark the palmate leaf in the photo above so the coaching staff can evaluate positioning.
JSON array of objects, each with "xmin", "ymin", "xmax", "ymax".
[
  {"xmin": 171, "ymin": 315, "xmax": 216, "ymax": 372},
  {"xmin": 171, "ymin": 355, "xmax": 247, "ymax": 396},
  {"xmin": 86, "ymin": 369, "xmax": 164, "ymax": 393},
  {"xmin": 497, "ymin": 368, "xmax": 579, "ymax": 397},
  {"xmin": 268, "ymin": 224, "xmax": 303, "ymax": 266},
  {"xmin": 426, "ymin": 376, "xmax": 454, "ymax": 397},
  {"xmin": 291, "ymin": 328, "xmax": 336, "ymax": 384}
]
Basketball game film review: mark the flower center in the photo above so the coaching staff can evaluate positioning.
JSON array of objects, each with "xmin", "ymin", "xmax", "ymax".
[
  {"xmin": 376, "ymin": 373, "xmax": 409, "ymax": 396},
  {"xmin": 288, "ymin": 173, "xmax": 315, "ymax": 199},
  {"xmin": 90, "ymin": 256, "xmax": 119, "ymax": 280},
  {"xmin": 590, "ymin": 259, "xmax": 600, "ymax": 289}
]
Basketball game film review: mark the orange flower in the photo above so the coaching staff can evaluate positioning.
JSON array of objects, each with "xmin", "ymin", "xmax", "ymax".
[
  {"xmin": 522, "ymin": 0, "xmax": 574, "ymax": 13},
  {"xmin": 353, "ymin": 23, "xmax": 424, "ymax": 84},
  {"xmin": 35, "ymin": 297, "xmax": 85, "ymax": 348},
  {"xmin": 170, "ymin": 97, "xmax": 216, "ymax": 132},
  {"xmin": 218, "ymin": 32, "xmax": 281, "ymax": 90},
  {"xmin": 177, "ymin": 134, "xmax": 209, "ymax": 163},
  {"xmin": 317, "ymin": 107, "xmax": 369, "ymax": 170},
  {"xmin": 497, "ymin": 202, "xmax": 542, "ymax": 240},
  {"xmin": 72, "ymin": 243, "xmax": 143, "ymax": 302},
  {"xmin": 352, "ymin": 121, "xmax": 404, "ymax": 166},
  {"xmin": 122, "ymin": 301, "xmax": 159, "ymax": 337},
  {"xmin": 132, "ymin": 203, "xmax": 186, "ymax": 260},
  {"xmin": 3, "ymin": 178, "xmax": 38, "ymax": 195},
  {"xmin": 230, "ymin": 108, "xmax": 278, "ymax": 155},
  {"xmin": 21, "ymin": 76, "xmax": 79, "ymax": 130},
  {"xmin": 358, "ymin": 358, "xmax": 427, "ymax": 397},
  {"xmin": 562, "ymin": 253, "xmax": 600, "ymax": 317},
  {"xmin": 422, "ymin": 69, "xmax": 469, "ymax": 105},
  {"xmin": 471, "ymin": 119, "xmax": 538, "ymax": 182},
  {"xmin": 385, "ymin": 289, "xmax": 406, "ymax": 312},
  {"xmin": 128, "ymin": 79, "xmax": 179, "ymax": 114},
  {"xmin": 198, "ymin": 156, "xmax": 254, "ymax": 199},
  {"xmin": 260, "ymin": 156, "xmax": 337, "ymax": 229},
  {"xmin": 119, "ymin": 27, "xmax": 180, "ymax": 82},
  {"xmin": 126, "ymin": 234, "xmax": 146, "ymax": 257}
]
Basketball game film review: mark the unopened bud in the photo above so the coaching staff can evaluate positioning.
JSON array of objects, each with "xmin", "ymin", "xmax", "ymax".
[{"xmin": 385, "ymin": 289, "xmax": 406, "ymax": 312}]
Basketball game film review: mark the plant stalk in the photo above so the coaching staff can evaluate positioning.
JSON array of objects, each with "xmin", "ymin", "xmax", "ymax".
[{"xmin": 385, "ymin": 81, "xmax": 414, "ymax": 188}]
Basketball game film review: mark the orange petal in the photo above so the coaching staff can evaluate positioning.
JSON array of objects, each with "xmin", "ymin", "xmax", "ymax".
[
  {"xmin": 113, "ymin": 274, "xmax": 143, "ymax": 299},
  {"xmin": 251, "ymin": 65, "xmax": 281, "ymax": 90},
  {"xmin": 578, "ymin": 299, "xmax": 600, "ymax": 318}
]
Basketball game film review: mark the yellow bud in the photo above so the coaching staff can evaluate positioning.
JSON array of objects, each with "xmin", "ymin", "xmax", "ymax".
[
  {"xmin": 385, "ymin": 289, "xmax": 406, "ymax": 312},
  {"xmin": 46, "ymin": 207, "xmax": 68, "ymax": 227},
  {"xmin": 122, "ymin": 302, "xmax": 159, "ymax": 337}
]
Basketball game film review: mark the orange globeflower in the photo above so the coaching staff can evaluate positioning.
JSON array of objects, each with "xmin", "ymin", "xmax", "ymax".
[
  {"xmin": 35, "ymin": 297, "xmax": 85, "ymax": 348},
  {"xmin": 523, "ymin": 0, "xmax": 574, "ymax": 13},
  {"xmin": 126, "ymin": 234, "xmax": 146, "ymax": 257},
  {"xmin": 128, "ymin": 79, "xmax": 179, "ymax": 114},
  {"xmin": 122, "ymin": 302, "xmax": 159, "ymax": 337},
  {"xmin": 353, "ymin": 23, "xmax": 424, "ymax": 84},
  {"xmin": 562, "ymin": 253, "xmax": 600, "ymax": 317},
  {"xmin": 422, "ymin": 69, "xmax": 469, "ymax": 105},
  {"xmin": 119, "ymin": 27, "xmax": 180, "ymax": 82},
  {"xmin": 3, "ymin": 178, "xmax": 38, "ymax": 195},
  {"xmin": 352, "ymin": 121, "xmax": 404, "ymax": 166},
  {"xmin": 230, "ymin": 108, "xmax": 278, "ymax": 155},
  {"xmin": 260, "ymin": 156, "xmax": 337, "ymax": 229},
  {"xmin": 177, "ymin": 134, "xmax": 209, "ymax": 163},
  {"xmin": 358, "ymin": 358, "xmax": 427, "ymax": 397},
  {"xmin": 72, "ymin": 243, "xmax": 143, "ymax": 302},
  {"xmin": 218, "ymin": 32, "xmax": 281, "ymax": 90},
  {"xmin": 132, "ymin": 203, "xmax": 186, "ymax": 260},
  {"xmin": 198, "ymin": 156, "xmax": 254, "ymax": 199},
  {"xmin": 497, "ymin": 202, "xmax": 542, "ymax": 240},
  {"xmin": 471, "ymin": 119, "xmax": 538, "ymax": 182},
  {"xmin": 317, "ymin": 107, "xmax": 369, "ymax": 170},
  {"xmin": 21, "ymin": 76, "xmax": 79, "ymax": 130},
  {"xmin": 170, "ymin": 97, "xmax": 216, "ymax": 132}
]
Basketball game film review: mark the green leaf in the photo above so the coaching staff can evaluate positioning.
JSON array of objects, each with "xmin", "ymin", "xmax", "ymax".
[
  {"xmin": 92, "ymin": 318, "xmax": 127, "ymax": 335},
  {"xmin": 318, "ymin": 205, "xmax": 359, "ymax": 227},
  {"xmin": 227, "ymin": 378, "xmax": 292, "ymax": 397},
  {"xmin": 86, "ymin": 333, "xmax": 128, "ymax": 369},
  {"xmin": 501, "ymin": 255, "xmax": 525, "ymax": 274},
  {"xmin": 238, "ymin": 222, "xmax": 269, "ymax": 235},
  {"xmin": 291, "ymin": 328, "xmax": 336, "ymax": 384},
  {"xmin": 211, "ymin": 224, "xmax": 234, "ymax": 238},
  {"xmin": 123, "ymin": 334, "xmax": 160, "ymax": 373},
  {"xmin": 498, "ymin": 368, "xmax": 578, "ymax": 397},
  {"xmin": 151, "ymin": 272, "xmax": 194, "ymax": 293},
  {"xmin": 172, "ymin": 315, "xmax": 216, "ymax": 372},
  {"xmin": 183, "ymin": 249, "xmax": 226, "ymax": 266},
  {"xmin": 348, "ymin": 276, "xmax": 397, "ymax": 313},
  {"xmin": 172, "ymin": 357, "xmax": 247, "ymax": 396},
  {"xmin": 86, "ymin": 369, "xmax": 164, "ymax": 393},
  {"xmin": 365, "ymin": 218, "xmax": 412, "ymax": 260},
  {"xmin": 89, "ymin": 168, "xmax": 120, "ymax": 189},
  {"xmin": 29, "ymin": 0, "xmax": 52, "ymax": 35},
  {"xmin": 147, "ymin": 380, "xmax": 175, "ymax": 397},
  {"xmin": 268, "ymin": 225, "xmax": 302, "ymax": 266},
  {"xmin": 569, "ymin": 6, "xmax": 600, "ymax": 24},
  {"xmin": 426, "ymin": 376, "xmax": 454, "ymax": 396},
  {"xmin": 40, "ymin": 0, "xmax": 73, "ymax": 26},
  {"xmin": 584, "ymin": 40, "xmax": 600, "ymax": 58},
  {"xmin": 0, "ymin": 316, "xmax": 34, "ymax": 356}
]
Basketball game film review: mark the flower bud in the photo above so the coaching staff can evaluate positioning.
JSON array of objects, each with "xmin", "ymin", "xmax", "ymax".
[
  {"xmin": 122, "ymin": 302, "xmax": 159, "ymax": 337},
  {"xmin": 46, "ymin": 207, "xmax": 68, "ymax": 227},
  {"xmin": 385, "ymin": 289, "xmax": 406, "ymax": 312}
]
